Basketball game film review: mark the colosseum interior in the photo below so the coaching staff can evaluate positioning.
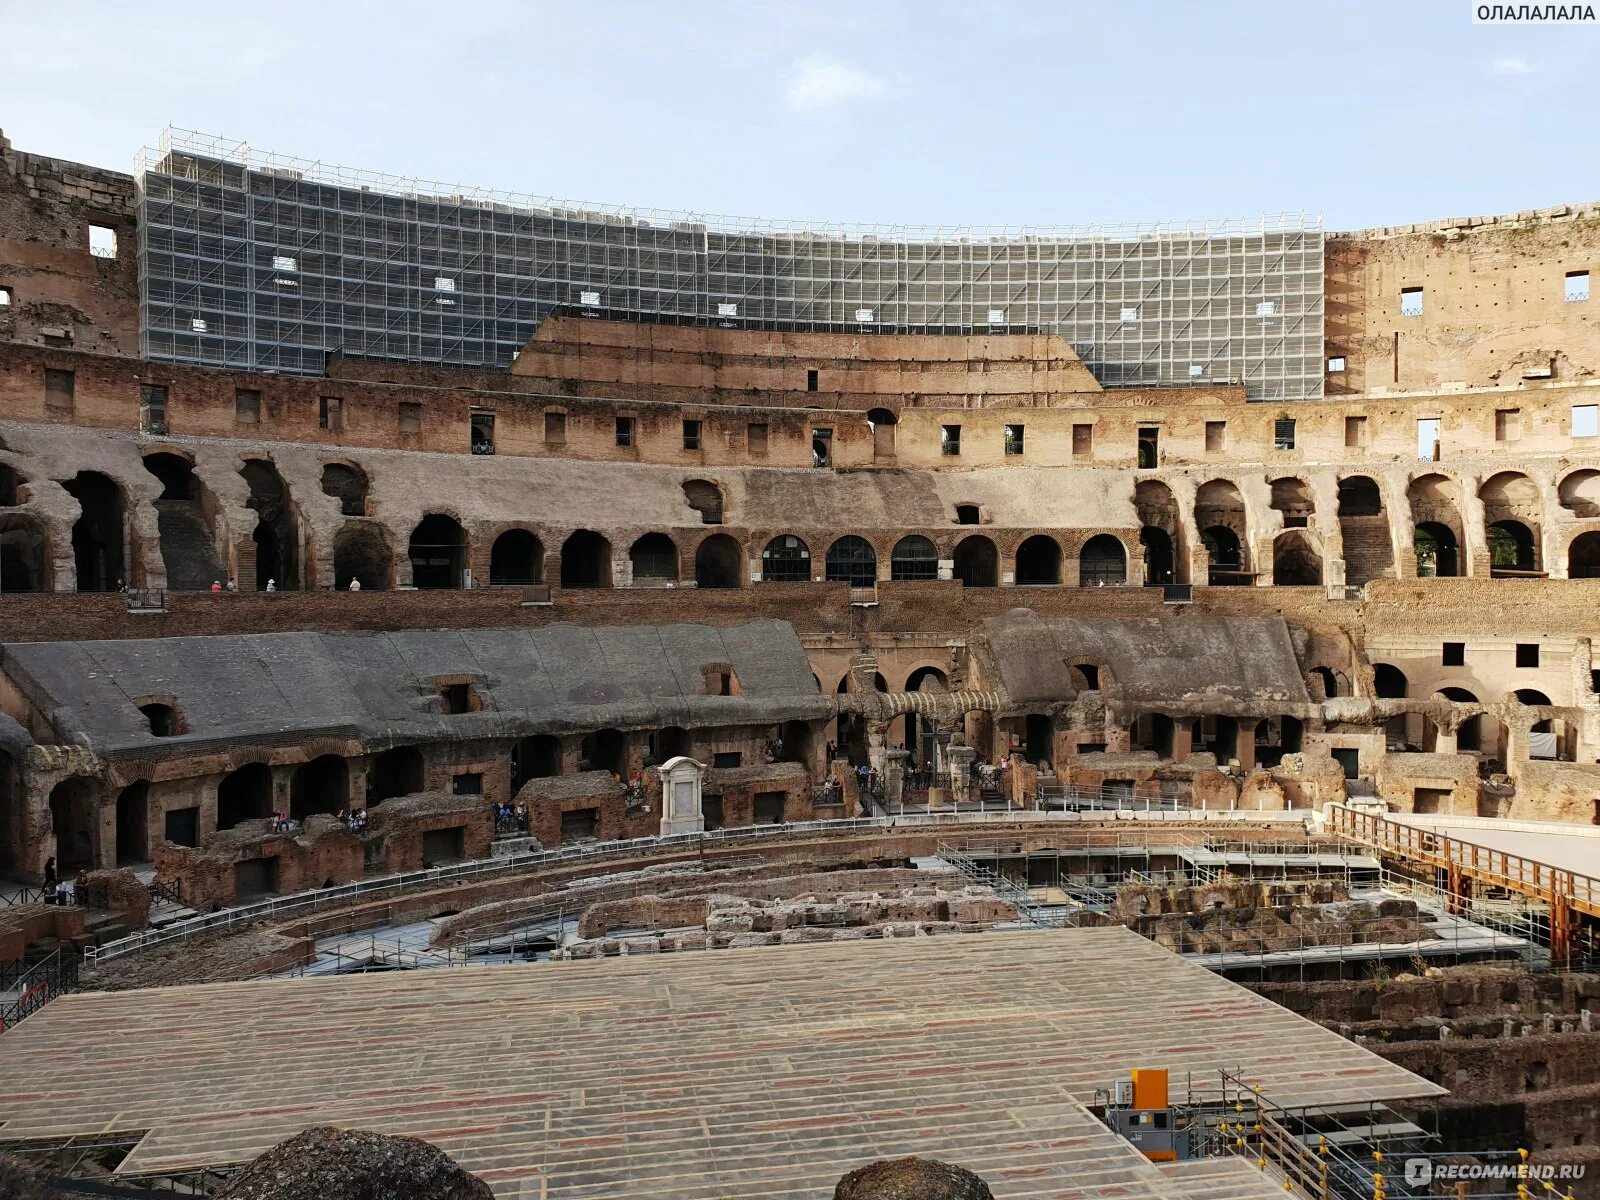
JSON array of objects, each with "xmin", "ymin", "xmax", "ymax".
[{"xmin": 1, "ymin": 125, "xmax": 1600, "ymax": 1199}]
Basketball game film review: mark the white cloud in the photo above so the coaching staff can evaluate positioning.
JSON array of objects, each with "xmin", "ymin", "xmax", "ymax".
[
  {"xmin": 785, "ymin": 58, "xmax": 889, "ymax": 112},
  {"xmin": 1488, "ymin": 56, "xmax": 1534, "ymax": 76}
]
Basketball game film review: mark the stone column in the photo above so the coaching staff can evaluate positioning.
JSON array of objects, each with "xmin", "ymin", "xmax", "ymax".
[
  {"xmin": 948, "ymin": 742, "xmax": 976, "ymax": 805},
  {"xmin": 1172, "ymin": 719, "xmax": 1195, "ymax": 765}
]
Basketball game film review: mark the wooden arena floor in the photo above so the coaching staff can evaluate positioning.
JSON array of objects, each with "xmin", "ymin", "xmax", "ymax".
[{"xmin": 0, "ymin": 928, "xmax": 1441, "ymax": 1198}]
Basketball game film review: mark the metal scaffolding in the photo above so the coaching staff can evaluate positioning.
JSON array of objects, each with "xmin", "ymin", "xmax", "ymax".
[{"xmin": 134, "ymin": 128, "xmax": 1325, "ymax": 398}]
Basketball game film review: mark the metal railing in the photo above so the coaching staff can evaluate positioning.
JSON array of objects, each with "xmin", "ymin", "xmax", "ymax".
[
  {"xmin": 0, "ymin": 949, "xmax": 79, "ymax": 1033},
  {"xmin": 83, "ymin": 809, "xmax": 1305, "ymax": 966}
]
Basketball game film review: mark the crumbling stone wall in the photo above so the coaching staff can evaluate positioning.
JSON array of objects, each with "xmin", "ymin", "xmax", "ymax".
[{"xmin": 154, "ymin": 816, "xmax": 363, "ymax": 911}]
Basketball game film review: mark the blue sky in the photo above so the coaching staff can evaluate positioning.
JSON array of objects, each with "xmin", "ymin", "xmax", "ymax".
[{"xmin": 2, "ymin": 0, "xmax": 1596, "ymax": 230}]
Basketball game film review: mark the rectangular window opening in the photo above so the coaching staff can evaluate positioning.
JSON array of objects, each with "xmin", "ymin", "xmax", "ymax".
[
  {"xmin": 1344, "ymin": 416, "xmax": 1366, "ymax": 448},
  {"xmin": 451, "ymin": 772, "xmax": 483, "ymax": 796},
  {"xmin": 812, "ymin": 427, "xmax": 832, "ymax": 468},
  {"xmin": 1516, "ymin": 643, "xmax": 1540, "ymax": 668},
  {"xmin": 1072, "ymin": 423, "xmax": 1093, "ymax": 458},
  {"xmin": 615, "ymin": 415, "xmax": 635, "ymax": 447},
  {"xmin": 543, "ymin": 411, "xmax": 565, "ymax": 445},
  {"xmin": 1274, "ymin": 417, "xmax": 1296, "ymax": 451},
  {"xmin": 89, "ymin": 224, "xmax": 118, "ymax": 259},
  {"xmin": 235, "ymin": 388, "xmax": 261, "ymax": 425},
  {"xmin": 941, "ymin": 424, "xmax": 962, "ymax": 456},
  {"xmin": 1327, "ymin": 356, "xmax": 1347, "ymax": 373},
  {"xmin": 318, "ymin": 396, "xmax": 342, "ymax": 433},
  {"xmin": 1566, "ymin": 271, "xmax": 1590, "ymax": 303},
  {"xmin": 1400, "ymin": 287, "xmax": 1424, "ymax": 317},
  {"xmin": 1205, "ymin": 421, "xmax": 1226, "ymax": 452},
  {"xmin": 806, "ymin": 369, "xmax": 819, "ymax": 392},
  {"xmin": 1137, "ymin": 426, "xmax": 1159, "ymax": 468},
  {"xmin": 1442, "ymin": 642, "xmax": 1465, "ymax": 667},
  {"xmin": 472, "ymin": 410, "xmax": 496, "ymax": 454},
  {"xmin": 1495, "ymin": 408, "xmax": 1522, "ymax": 442},
  {"xmin": 683, "ymin": 419, "xmax": 702, "ymax": 451},
  {"xmin": 398, "ymin": 401, "xmax": 422, "ymax": 435},
  {"xmin": 747, "ymin": 422, "xmax": 768, "ymax": 454},
  {"xmin": 1573, "ymin": 404, "xmax": 1598, "ymax": 439},
  {"xmin": 1004, "ymin": 424, "xmax": 1024, "ymax": 456},
  {"xmin": 44, "ymin": 368, "xmax": 75, "ymax": 415},
  {"xmin": 139, "ymin": 384, "xmax": 169, "ymax": 436},
  {"xmin": 0, "ymin": 286, "xmax": 12, "ymax": 306},
  {"xmin": 1417, "ymin": 417, "xmax": 1441, "ymax": 461}
]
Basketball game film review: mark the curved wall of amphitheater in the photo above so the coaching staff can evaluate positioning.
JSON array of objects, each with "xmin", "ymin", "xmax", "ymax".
[{"xmin": 3, "ymin": 126, "xmax": 1600, "ymax": 896}]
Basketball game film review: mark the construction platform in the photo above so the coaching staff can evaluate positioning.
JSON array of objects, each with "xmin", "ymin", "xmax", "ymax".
[{"xmin": 0, "ymin": 927, "xmax": 1442, "ymax": 1199}]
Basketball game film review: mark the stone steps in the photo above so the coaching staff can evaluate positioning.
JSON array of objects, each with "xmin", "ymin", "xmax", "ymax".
[{"xmin": 154, "ymin": 499, "xmax": 223, "ymax": 591}]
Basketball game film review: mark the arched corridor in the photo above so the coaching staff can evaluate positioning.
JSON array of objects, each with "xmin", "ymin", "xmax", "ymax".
[
  {"xmin": 409, "ymin": 515, "xmax": 466, "ymax": 589},
  {"xmin": 490, "ymin": 529, "xmax": 543, "ymax": 585},
  {"xmin": 561, "ymin": 530, "xmax": 612, "ymax": 588}
]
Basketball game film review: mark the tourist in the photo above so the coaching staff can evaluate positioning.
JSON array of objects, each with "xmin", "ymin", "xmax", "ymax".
[
  {"xmin": 210, "ymin": 580, "xmax": 222, "ymax": 593},
  {"xmin": 226, "ymin": 578, "xmax": 237, "ymax": 592},
  {"xmin": 56, "ymin": 875, "xmax": 74, "ymax": 905},
  {"xmin": 42, "ymin": 880, "xmax": 58, "ymax": 905},
  {"xmin": 265, "ymin": 579, "xmax": 276, "ymax": 592},
  {"xmin": 43, "ymin": 856, "xmax": 56, "ymax": 887},
  {"xmin": 348, "ymin": 578, "xmax": 361, "ymax": 592}
]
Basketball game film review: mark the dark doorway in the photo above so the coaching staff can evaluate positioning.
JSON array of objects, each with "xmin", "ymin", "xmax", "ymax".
[
  {"xmin": 235, "ymin": 857, "xmax": 280, "ymax": 899},
  {"xmin": 422, "ymin": 827, "xmax": 466, "ymax": 864},
  {"xmin": 1079, "ymin": 534, "xmax": 1127, "ymax": 586},
  {"xmin": 561, "ymin": 530, "xmax": 611, "ymax": 588},
  {"xmin": 694, "ymin": 534, "xmax": 742, "ymax": 588},
  {"xmin": 1015, "ymin": 535, "xmax": 1061, "ymax": 585},
  {"xmin": 511, "ymin": 735, "xmax": 561, "ymax": 792},
  {"xmin": 1024, "ymin": 714, "xmax": 1053, "ymax": 766},
  {"xmin": 369, "ymin": 746, "xmax": 424, "ymax": 804},
  {"xmin": 560, "ymin": 808, "xmax": 600, "ymax": 842},
  {"xmin": 333, "ymin": 521, "xmax": 391, "ymax": 590},
  {"xmin": 1414, "ymin": 522, "xmax": 1459, "ymax": 578},
  {"xmin": 115, "ymin": 781, "xmax": 149, "ymax": 864},
  {"xmin": 409, "ymin": 515, "xmax": 466, "ymax": 589},
  {"xmin": 629, "ymin": 533, "xmax": 678, "ymax": 585},
  {"xmin": 290, "ymin": 755, "xmax": 348, "ymax": 820},
  {"xmin": 1332, "ymin": 748, "xmax": 1360, "ymax": 780},
  {"xmin": 754, "ymin": 792, "xmax": 786, "ymax": 824},
  {"xmin": 49, "ymin": 778, "xmax": 98, "ymax": 871},
  {"xmin": 490, "ymin": 529, "xmax": 543, "ymax": 584},
  {"xmin": 217, "ymin": 763, "xmax": 272, "ymax": 830},
  {"xmin": 164, "ymin": 806, "xmax": 200, "ymax": 848},
  {"xmin": 952, "ymin": 535, "xmax": 998, "ymax": 587},
  {"xmin": 579, "ymin": 729, "xmax": 626, "ymax": 775},
  {"xmin": 240, "ymin": 460, "xmax": 300, "ymax": 590},
  {"xmin": 1140, "ymin": 527, "xmax": 1174, "ymax": 586},
  {"xmin": 63, "ymin": 471, "xmax": 124, "ymax": 591}
]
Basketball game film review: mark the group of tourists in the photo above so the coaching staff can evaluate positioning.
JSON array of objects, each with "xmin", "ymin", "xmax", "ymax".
[
  {"xmin": 494, "ymin": 802, "xmax": 530, "ymax": 835},
  {"xmin": 38, "ymin": 859, "xmax": 87, "ymax": 906}
]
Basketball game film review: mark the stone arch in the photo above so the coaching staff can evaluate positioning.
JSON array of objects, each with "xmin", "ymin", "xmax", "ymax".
[
  {"xmin": 896, "ymin": 663, "xmax": 950, "ymax": 760},
  {"xmin": 1337, "ymin": 476, "xmax": 1384, "ymax": 517},
  {"xmin": 409, "ymin": 514, "xmax": 467, "ymax": 589},
  {"xmin": 240, "ymin": 458, "xmax": 302, "ymax": 590},
  {"xmin": 217, "ymin": 762, "xmax": 272, "ymax": 830},
  {"xmin": 1414, "ymin": 521, "xmax": 1461, "ymax": 578},
  {"xmin": 0, "ymin": 462, "xmax": 26, "ymax": 508},
  {"xmin": 1139, "ymin": 527, "xmax": 1174, "ymax": 587},
  {"xmin": 629, "ymin": 533, "xmax": 678, "ymax": 585},
  {"xmin": 1079, "ymin": 533, "xmax": 1127, "ymax": 586},
  {"xmin": 693, "ymin": 533, "xmax": 742, "ymax": 589},
  {"xmin": 142, "ymin": 451, "xmax": 220, "ymax": 590},
  {"xmin": 890, "ymin": 535, "xmax": 938, "ymax": 581},
  {"xmin": 579, "ymin": 729, "xmax": 626, "ymax": 775},
  {"xmin": 682, "ymin": 479, "xmax": 724, "ymax": 525},
  {"xmin": 369, "ymin": 746, "xmax": 425, "ymax": 804},
  {"xmin": 867, "ymin": 407, "xmax": 898, "ymax": 458},
  {"xmin": 1569, "ymin": 530, "xmax": 1600, "ymax": 578},
  {"xmin": 1201, "ymin": 525, "xmax": 1246, "ymax": 585},
  {"xmin": 0, "ymin": 513, "xmax": 48, "ymax": 593},
  {"xmin": 320, "ymin": 462, "xmax": 370, "ymax": 517},
  {"xmin": 490, "ymin": 528, "xmax": 544, "ymax": 585},
  {"xmin": 1311, "ymin": 666, "xmax": 1341, "ymax": 699},
  {"xmin": 1480, "ymin": 471, "xmax": 1542, "ymax": 575},
  {"xmin": 1408, "ymin": 474, "xmax": 1463, "ymax": 577},
  {"xmin": 290, "ymin": 755, "xmax": 349, "ymax": 820},
  {"xmin": 1270, "ymin": 476, "xmax": 1315, "ymax": 526},
  {"xmin": 952, "ymin": 534, "xmax": 997, "ymax": 587},
  {"xmin": 1338, "ymin": 475, "xmax": 1392, "ymax": 586},
  {"xmin": 1558, "ymin": 468, "xmax": 1600, "ymax": 517},
  {"xmin": 761, "ymin": 534, "xmax": 811, "ymax": 582},
  {"xmin": 1015, "ymin": 534, "xmax": 1061, "ymax": 585},
  {"xmin": 561, "ymin": 530, "xmax": 612, "ymax": 588},
  {"xmin": 1437, "ymin": 686, "xmax": 1483, "ymax": 751},
  {"xmin": 825, "ymin": 535, "xmax": 877, "ymax": 586},
  {"xmin": 61, "ymin": 470, "xmax": 125, "ymax": 591},
  {"xmin": 1373, "ymin": 663, "xmax": 1408, "ymax": 698},
  {"xmin": 333, "ymin": 521, "xmax": 392, "ymax": 590},
  {"xmin": 49, "ymin": 777, "xmax": 100, "ymax": 872},
  {"xmin": 1273, "ymin": 529, "xmax": 1323, "ymax": 586},
  {"xmin": 1487, "ymin": 519, "xmax": 1538, "ymax": 574}
]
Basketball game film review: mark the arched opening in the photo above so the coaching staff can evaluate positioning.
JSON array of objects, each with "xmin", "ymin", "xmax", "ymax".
[
  {"xmin": 1312, "ymin": 666, "xmax": 1340, "ymax": 699},
  {"xmin": 1078, "ymin": 534, "xmax": 1127, "ymax": 587},
  {"xmin": 1254, "ymin": 716, "xmax": 1303, "ymax": 769},
  {"xmin": 49, "ymin": 778, "xmax": 99, "ymax": 871},
  {"xmin": 775, "ymin": 720, "xmax": 815, "ymax": 770},
  {"xmin": 62, "ymin": 471, "xmax": 125, "ymax": 591},
  {"xmin": 629, "ymin": 533, "xmax": 678, "ymax": 586},
  {"xmin": 1068, "ymin": 662, "xmax": 1102, "ymax": 692},
  {"xmin": 1201, "ymin": 526, "xmax": 1245, "ymax": 585},
  {"xmin": 952, "ymin": 535, "xmax": 998, "ymax": 588},
  {"xmin": 369, "ymin": 746, "xmax": 425, "ymax": 804},
  {"xmin": 1338, "ymin": 477, "xmax": 1383, "ymax": 518},
  {"xmin": 1570, "ymin": 531, "xmax": 1600, "ymax": 579},
  {"xmin": 867, "ymin": 407, "xmax": 898, "ymax": 458},
  {"xmin": 1140, "ymin": 527, "xmax": 1174, "ymax": 587},
  {"xmin": 490, "ymin": 529, "xmax": 543, "ymax": 585},
  {"xmin": 115, "ymin": 781, "xmax": 149, "ymax": 864},
  {"xmin": 320, "ymin": 462, "xmax": 369, "ymax": 517},
  {"xmin": 0, "ymin": 515, "xmax": 47, "ymax": 593},
  {"xmin": 290, "ymin": 755, "xmax": 349, "ymax": 820},
  {"xmin": 825, "ymin": 535, "xmax": 877, "ymax": 586},
  {"xmin": 144, "ymin": 451, "xmax": 222, "ymax": 592},
  {"xmin": 1558, "ymin": 469, "xmax": 1600, "ymax": 518},
  {"xmin": 1015, "ymin": 535, "xmax": 1061, "ymax": 585},
  {"xmin": 890, "ymin": 535, "xmax": 938, "ymax": 582},
  {"xmin": 561, "ymin": 530, "xmax": 612, "ymax": 589},
  {"xmin": 1273, "ymin": 530, "xmax": 1323, "ymax": 586},
  {"xmin": 240, "ymin": 459, "xmax": 301, "ymax": 590},
  {"xmin": 333, "ymin": 521, "xmax": 391, "ymax": 590},
  {"xmin": 1132, "ymin": 713, "xmax": 1175, "ymax": 758},
  {"xmin": 897, "ymin": 665, "xmax": 949, "ymax": 761},
  {"xmin": 216, "ymin": 763, "xmax": 272, "ymax": 830},
  {"xmin": 650, "ymin": 726, "xmax": 691, "ymax": 765},
  {"xmin": 140, "ymin": 702, "xmax": 180, "ymax": 737},
  {"xmin": 409, "ymin": 514, "xmax": 466, "ymax": 589},
  {"xmin": 579, "ymin": 729, "xmax": 626, "ymax": 776},
  {"xmin": 682, "ymin": 480, "xmax": 724, "ymax": 525},
  {"xmin": 1270, "ymin": 477, "xmax": 1315, "ymax": 527},
  {"xmin": 761, "ymin": 535, "xmax": 811, "ymax": 582},
  {"xmin": 1201, "ymin": 715, "xmax": 1239, "ymax": 764},
  {"xmin": 1373, "ymin": 664, "xmax": 1408, "ymax": 698},
  {"xmin": 1438, "ymin": 687, "xmax": 1481, "ymax": 751},
  {"xmin": 694, "ymin": 534, "xmax": 742, "ymax": 588},
  {"xmin": 1514, "ymin": 689, "xmax": 1555, "ymax": 736},
  {"xmin": 833, "ymin": 672, "xmax": 886, "ymax": 765},
  {"xmin": 1487, "ymin": 520, "xmax": 1537, "ymax": 575},
  {"xmin": 1337, "ymin": 476, "xmax": 1391, "ymax": 587},
  {"xmin": 1414, "ymin": 522, "xmax": 1460, "ymax": 578},
  {"xmin": 511, "ymin": 735, "xmax": 561, "ymax": 793}
]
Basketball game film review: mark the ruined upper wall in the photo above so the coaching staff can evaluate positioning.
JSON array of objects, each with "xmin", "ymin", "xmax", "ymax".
[
  {"xmin": 508, "ymin": 315, "xmax": 1106, "ymax": 408},
  {"xmin": 0, "ymin": 130, "xmax": 139, "ymax": 358},
  {"xmin": 1327, "ymin": 203, "xmax": 1600, "ymax": 397}
]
